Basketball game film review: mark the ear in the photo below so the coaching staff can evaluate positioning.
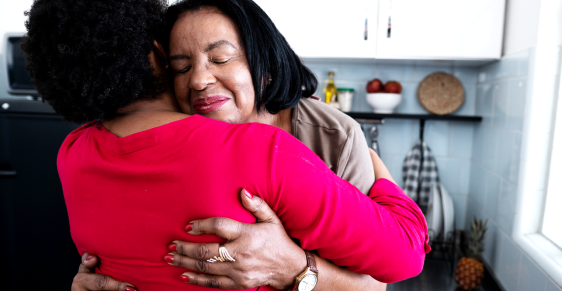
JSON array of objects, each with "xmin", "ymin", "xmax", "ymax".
[{"xmin": 152, "ymin": 40, "xmax": 168, "ymax": 65}]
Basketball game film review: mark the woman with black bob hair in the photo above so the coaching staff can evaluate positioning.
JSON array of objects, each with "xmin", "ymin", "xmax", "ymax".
[{"xmin": 162, "ymin": 0, "xmax": 318, "ymax": 115}]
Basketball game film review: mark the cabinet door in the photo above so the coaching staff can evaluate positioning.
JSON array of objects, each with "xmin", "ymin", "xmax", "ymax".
[
  {"xmin": 0, "ymin": 113, "xmax": 80, "ymax": 289},
  {"xmin": 376, "ymin": 0, "xmax": 505, "ymax": 60},
  {"xmin": 253, "ymin": 0, "xmax": 378, "ymax": 58}
]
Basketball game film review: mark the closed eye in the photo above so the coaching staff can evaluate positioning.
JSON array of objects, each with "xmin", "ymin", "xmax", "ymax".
[
  {"xmin": 177, "ymin": 66, "xmax": 192, "ymax": 74},
  {"xmin": 211, "ymin": 57, "xmax": 229, "ymax": 65}
]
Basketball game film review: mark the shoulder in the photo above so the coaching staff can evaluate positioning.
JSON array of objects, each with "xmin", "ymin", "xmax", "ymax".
[
  {"xmin": 294, "ymin": 97, "xmax": 362, "ymax": 137},
  {"xmin": 61, "ymin": 121, "xmax": 97, "ymax": 147}
]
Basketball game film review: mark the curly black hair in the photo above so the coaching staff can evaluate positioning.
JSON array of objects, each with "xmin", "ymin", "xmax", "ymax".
[{"xmin": 20, "ymin": 0, "xmax": 167, "ymax": 123}]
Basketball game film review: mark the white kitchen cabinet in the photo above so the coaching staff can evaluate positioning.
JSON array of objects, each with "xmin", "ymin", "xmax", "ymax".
[
  {"xmin": 253, "ymin": 0, "xmax": 379, "ymax": 58},
  {"xmin": 375, "ymin": 0, "xmax": 505, "ymax": 60}
]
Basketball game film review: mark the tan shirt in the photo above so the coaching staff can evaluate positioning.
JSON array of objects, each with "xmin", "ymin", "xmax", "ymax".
[{"xmin": 291, "ymin": 98, "xmax": 375, "ymax": 195}]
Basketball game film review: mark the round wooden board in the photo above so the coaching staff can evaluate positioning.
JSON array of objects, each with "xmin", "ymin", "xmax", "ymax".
[{"xmin": 418, "ymin": 72, "xmax": 464, "ymax": 115}]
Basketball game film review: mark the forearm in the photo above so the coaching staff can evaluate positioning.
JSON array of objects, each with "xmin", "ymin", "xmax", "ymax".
[
  {"xmin": 369, "ymin": 148, "xmax": 396, "ymax": 184},
  {"xmin": 313, "ymin": 254, "xmax": 386, "ymax": 291}
]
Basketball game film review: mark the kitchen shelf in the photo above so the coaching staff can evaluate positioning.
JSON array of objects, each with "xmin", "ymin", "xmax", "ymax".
[
  {"xmin": 346, "ymin": 112, "xmax": 482, "ymax": 141},
  {"xmin": 344, "ymin": 112, "xmax": 482, "ymax": 122}
]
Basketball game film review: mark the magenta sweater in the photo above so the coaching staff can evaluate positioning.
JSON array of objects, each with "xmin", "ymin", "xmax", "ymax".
[{"xmin": 59, "ymin": 115, "xmax": 430, "ymax": 291}]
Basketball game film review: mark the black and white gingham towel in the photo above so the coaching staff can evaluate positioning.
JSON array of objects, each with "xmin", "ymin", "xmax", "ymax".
[{"xmin": 402, "ymin": 140, "xmax": 440, "ymax": 210}]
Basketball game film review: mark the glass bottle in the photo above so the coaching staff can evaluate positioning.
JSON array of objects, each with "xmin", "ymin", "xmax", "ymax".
[{"xmin": 324, "ymin": 71, "xmax": 337, "ymax": 104}]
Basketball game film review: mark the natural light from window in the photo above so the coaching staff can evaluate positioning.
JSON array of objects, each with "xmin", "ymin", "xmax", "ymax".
[{"xmin": 542, "ymin": 73, "xmax": 562, "ymax": 250}]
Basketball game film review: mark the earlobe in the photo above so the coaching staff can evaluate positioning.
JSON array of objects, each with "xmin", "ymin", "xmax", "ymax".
[{"xmin": 152, "ymin": 40, "xmax": 168, "ymax": 65}]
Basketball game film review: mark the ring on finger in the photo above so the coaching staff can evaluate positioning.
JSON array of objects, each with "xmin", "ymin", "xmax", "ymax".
[{"xmin": 207, "ymin": 244, "xmax": 235, "ymax": 263}]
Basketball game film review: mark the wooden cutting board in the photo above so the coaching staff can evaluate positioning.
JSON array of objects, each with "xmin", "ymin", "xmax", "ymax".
[{"xmin": 418, "ymin": 72, "xmax": 464, "ymax": 115}]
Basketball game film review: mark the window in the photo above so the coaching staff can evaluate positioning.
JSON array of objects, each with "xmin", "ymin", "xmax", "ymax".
[{"xmin": 542, "ymin": 75, "xmax": 562, "ymax": 249}]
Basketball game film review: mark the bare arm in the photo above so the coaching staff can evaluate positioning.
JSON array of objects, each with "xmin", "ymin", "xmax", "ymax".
[{"xmin": 369, "ymin": 148, "xmax": 396, "ymax": 184}]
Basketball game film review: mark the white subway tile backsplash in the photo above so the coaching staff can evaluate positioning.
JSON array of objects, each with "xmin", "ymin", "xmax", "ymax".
[
  {"xmin": 510, "ymin": 133, "xmax": 522, "ymax": 184},
  {"xmin": 453, "ymin": 83, "xmax": 477, "ymax": 116},
  {"xmin": 476, "ymin": 83, "xmax": 494, "ymax": 125},
  {"xmin": 506, "ymin": 79, "xmax": 526, "ymax": 131},
  {"xmin": 453, "ymin": 66, "xmax": 479, "ymax": 85},
  {"xmin": 450, "ymin": 122, "xmax": 474, "ymax": 158},
  {"xmin": 496, "ymin": 233, "xmax": 522, "ymax": 291},
  {"xmin": 339, "ymin": 64, "xmax": 376, "ymax": 81},
  {"xmin": 458, "ymin": 160, "xmax": 471, "ymax": 195},
  {"xmin": 467, "ymin": 48, "xmax": 534, "ymax": 290},
  {"xmin": 377, "ymin": 64, "xmax": 415, "ymax": 82},
  {"xmin": 435, "ymin": 157, "xmax": 461, "ymax": 194},
  {"xmin": 482, "ymin": 221, "xmax": 500, "ymax": 268},
  {"xmin": 424, "ymin": 121, "xmax": 450, "ymax": 157},
  {"xmin": 377, "ymin": 119, "xmax": 415, "ymax": 156},
  {"xmin": 451, "ymin": 194, "xmax": 467, "ymax": 229},
  {"xmin": 479, "ymin": 126, "xmax": 498, "ymax": 170},
  {"xmin": 393, "ymin": 83, "xmax": 426, "ymax": 114},
  {"xmin": 469, "ymin": 163, "xmax": 487, "ymax": 207},
  {"xmin": 546, "ymin": 278, "xmax": 562, "ymax": 291},
  {"xmin": 496, "ymin": 129, "xmax": 514, "ymax": 179},
  {"xmin": 498, "ymin": 180, "xmax": 517, "ymax": 234},
  {"xmin": 492, "ymin": 81, "xmax": 509, "ymax": 128},
  {"xmin": 414, "ymin": 65, "xmax": 454, "ymax": 83},
  {"xmin": 484, "ymin": 173, "xmax": 501, "ymax": 220},
  {"xmin": 517, "ymin": 254, "xmax": 548, "ymax": 291}
]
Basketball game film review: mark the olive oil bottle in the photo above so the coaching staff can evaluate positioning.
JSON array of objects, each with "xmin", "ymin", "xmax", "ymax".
[{"xmin": 324, "ymin": 71, "xmax": 337, "ymax": 104}]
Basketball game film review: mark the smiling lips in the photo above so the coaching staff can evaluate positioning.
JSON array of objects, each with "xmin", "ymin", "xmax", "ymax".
[{"xmin": 193, "ymin": 96, "xmax": 230, "ymax": 114}]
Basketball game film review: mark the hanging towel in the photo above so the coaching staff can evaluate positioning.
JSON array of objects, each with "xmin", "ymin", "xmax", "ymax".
[{"xmin": 402, "ymin": 140, "xmax": 440, "ymax": 210}]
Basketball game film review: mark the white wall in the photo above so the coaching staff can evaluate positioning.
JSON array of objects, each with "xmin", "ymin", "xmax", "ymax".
[
  {"xmin": 502, "ymin": 0, "xmax": 542, "ymax": 56},
  {"xmin": 0, "ymin": 0, "xmax": 34, "ymax": 54}
]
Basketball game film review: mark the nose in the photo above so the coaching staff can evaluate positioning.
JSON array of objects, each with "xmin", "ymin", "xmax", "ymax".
[{"xmin": 189, "ymin": 64, "xmax": 216, "ymax": 91}]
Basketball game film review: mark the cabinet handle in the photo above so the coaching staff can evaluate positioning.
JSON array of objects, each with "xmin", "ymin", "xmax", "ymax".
[
  {"xmin": 0, "ymin": 170, "xmax": 17, "ymax": 177},
  {"xmin": 387, "ymin": 0, "xmax": 392, "ymax": 38},
  {"xmin": 364, "ymin": 18, "xmax": 368, "ymax": 40},
  {"xmin": 387, "ymin": 16, "xmax": 391, "ymax": 38}
]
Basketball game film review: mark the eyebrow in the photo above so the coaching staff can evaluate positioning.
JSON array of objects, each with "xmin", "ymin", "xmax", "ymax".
[{"xmin": 169, "ymin": 40, "xmax": 238, "ymax": 62}]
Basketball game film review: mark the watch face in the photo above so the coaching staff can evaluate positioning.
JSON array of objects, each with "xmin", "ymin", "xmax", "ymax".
[{"xmin": 298, "ymin": 274, "xmax": 318, "ymax": 291}]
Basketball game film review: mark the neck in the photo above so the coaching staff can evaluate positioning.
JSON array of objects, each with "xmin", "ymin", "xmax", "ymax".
[
  {"xmin": 102, "ymin": 90, "xmax": 187, "ymax": 138},
  {"xmin": 252, "ymin": 108, "xmax": 293, "ymax": 134}
]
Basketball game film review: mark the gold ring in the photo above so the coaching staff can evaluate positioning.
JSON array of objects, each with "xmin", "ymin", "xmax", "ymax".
[{"xmin": 207, "ymin": 244, "xmax": 236, "ymax": 263}]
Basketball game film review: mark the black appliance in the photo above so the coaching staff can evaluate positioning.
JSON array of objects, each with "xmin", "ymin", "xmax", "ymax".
[{"xmin": 1, "ymin": 35, "xmax": 80, "ymax": 290}]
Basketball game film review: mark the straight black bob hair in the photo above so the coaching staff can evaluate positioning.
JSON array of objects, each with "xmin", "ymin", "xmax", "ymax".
[{"xmin": 164, "ymin": 0, "xmax": 318, "ymax": 114}]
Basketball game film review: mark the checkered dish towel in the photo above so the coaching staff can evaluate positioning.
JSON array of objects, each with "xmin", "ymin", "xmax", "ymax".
[{"xmin": 402, "ymin": 140, "xmax": 440, "ymax": 209}]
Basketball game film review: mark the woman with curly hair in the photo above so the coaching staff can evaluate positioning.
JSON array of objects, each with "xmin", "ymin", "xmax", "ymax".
[{"xmin": 22, "ymin": 0, "xmax": 429, "ymax": 290}]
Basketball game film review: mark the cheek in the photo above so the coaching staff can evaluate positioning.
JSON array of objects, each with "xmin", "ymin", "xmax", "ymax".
[
  {"xmin": 173, "ymin": 77, "xmax": 191, "ymax": 112},
  {"xmin": 231, "ymin": 69, "xmax": 256, "ymax": 112}
]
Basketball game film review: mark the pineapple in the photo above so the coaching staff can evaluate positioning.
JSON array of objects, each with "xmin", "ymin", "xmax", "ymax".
[{"xmin": 455, "ymin": 217, "xmax": 488, "ymax": 290}]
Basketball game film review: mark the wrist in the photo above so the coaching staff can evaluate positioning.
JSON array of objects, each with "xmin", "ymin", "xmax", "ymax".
[
  {"xmin": 289, "ymin": 250, "xmax": 319, "ymax": 291},
  {"xmin": 283, "ymin": 247, "xmax": 308, "ymax": 289}
]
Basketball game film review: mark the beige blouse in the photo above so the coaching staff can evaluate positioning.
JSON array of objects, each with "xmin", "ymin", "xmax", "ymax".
[{"xmin": 291, "ymin": 98, "xmax": 375, "ymax": 195}]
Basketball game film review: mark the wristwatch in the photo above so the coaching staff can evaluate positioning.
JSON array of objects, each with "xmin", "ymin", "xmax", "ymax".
[{"xmin": 291, "ymin": 250, "xmax": 318, "ymax": 291}]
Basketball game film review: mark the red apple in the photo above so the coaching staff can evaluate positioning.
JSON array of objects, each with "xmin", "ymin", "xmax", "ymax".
[
  {"xmin": 384, "ymin": 81, "xmax": 402, "ymax": 93},
  {"xmin": 366, "ymin": 79, "xmax": 384, "ymax": 93}
]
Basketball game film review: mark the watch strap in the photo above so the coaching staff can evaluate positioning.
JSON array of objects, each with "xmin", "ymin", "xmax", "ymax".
[{"xmin": 304, "ymin": 250, "xmax": 318, "ymax": 273}]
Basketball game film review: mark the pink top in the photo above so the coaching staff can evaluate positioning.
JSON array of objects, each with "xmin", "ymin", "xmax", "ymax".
[{"xmin": 59, "ymin": 115, "xmax": 429, "ymax": 291}]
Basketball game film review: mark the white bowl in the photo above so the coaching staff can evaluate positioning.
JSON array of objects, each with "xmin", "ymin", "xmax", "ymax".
[{"xmin": 366, "ymin": 93, "xmax": 402, "ymax": 113}]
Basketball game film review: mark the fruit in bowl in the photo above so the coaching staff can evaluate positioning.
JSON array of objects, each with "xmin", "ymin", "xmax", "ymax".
[
  {"xmin": 384, "ymin": 81, "xmax": 402, "ymax": 93},
  {"xmin": 366, "ymin": 78, "xmax": 384, "ymax": 93},
  {"xmin": 365, "ymin": 80, "xmax": 402, "ymax": 113}
]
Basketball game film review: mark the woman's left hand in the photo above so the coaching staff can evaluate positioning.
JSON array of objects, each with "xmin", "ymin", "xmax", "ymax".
[{"xmin": 166, "ymin": 188, "xmax": 306, "ymax": 290}]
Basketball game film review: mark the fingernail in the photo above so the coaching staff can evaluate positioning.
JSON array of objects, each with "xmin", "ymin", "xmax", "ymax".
[
  {"xmin": 163, "ymin": 254, "xmax": 174, "ymax": 264},
  {"xmin": 85, "ymin": 254, "xmax": 95, "ymax": 261},
  {"xmin": 185, "ymin": 223, "xmax": 193, "ymax": 232},
  {"xmin": 244, "ymin": 189, "xmax": 253, "ymax": 199},
  {"xmin": 167, "ymin": 243, "xmax": 177, "ymax": 252},
  {"xmin": 180, "ymin": 275, "xmax": 190, "ymax": 282},
  {"xmin": 125, "ymin": 286, "xmax": 138, "ymax": 291}
]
